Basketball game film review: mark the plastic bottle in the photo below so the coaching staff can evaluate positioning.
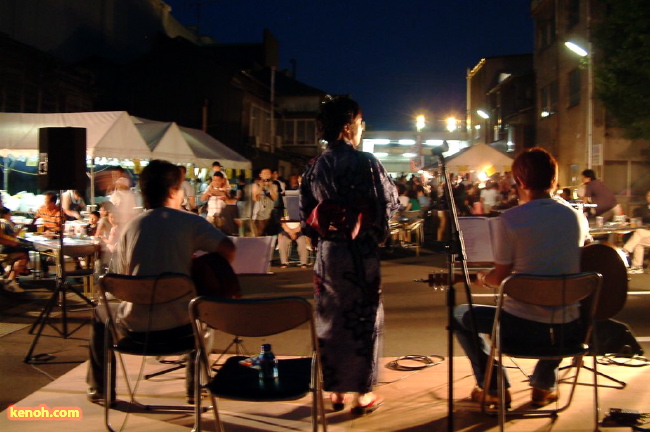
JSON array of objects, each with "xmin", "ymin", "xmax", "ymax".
[{"xmin": 258, "ymin": 343, "xmax": 278, "ymax": 380}]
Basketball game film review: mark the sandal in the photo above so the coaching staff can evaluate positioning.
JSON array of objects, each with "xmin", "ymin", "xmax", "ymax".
[
  {"xmin": 351, "ymin": 394, "xmax": 384, "ymax": 415},
  {"xmin": 329, "ymin": 393, "xmax": 346, "ymax": 412}
]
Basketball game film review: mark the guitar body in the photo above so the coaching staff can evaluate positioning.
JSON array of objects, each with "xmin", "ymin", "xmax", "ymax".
[
  {"xmin": 580, "ymin": 242, "xmax": 628, "ymax": 320},
  {"xmin": 191, "ymin": 252, "xmax": 242, "ymax": 299}
]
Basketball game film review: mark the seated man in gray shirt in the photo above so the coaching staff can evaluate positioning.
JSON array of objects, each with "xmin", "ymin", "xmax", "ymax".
[{"xmin": 87, "ymin": 159, "xmax": 236, "ymax": 405}]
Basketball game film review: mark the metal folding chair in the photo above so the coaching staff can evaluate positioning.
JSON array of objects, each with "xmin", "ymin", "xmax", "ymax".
[
  {"xmin": 483, "ymin": 272, "xmax": 603, "ymax": 431},
  {"xmin": 98, "ymin": 273, "xmax": 198, "ymax": 432},
  {"xmin": 189, "ymin": 296, "xmax": 327, "ymax": 432}
]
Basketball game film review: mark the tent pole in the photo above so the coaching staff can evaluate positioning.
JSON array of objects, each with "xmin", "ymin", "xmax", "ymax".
[{"xmin": 90, "ymin": 159, "xmax": 95, "ymax": 207}]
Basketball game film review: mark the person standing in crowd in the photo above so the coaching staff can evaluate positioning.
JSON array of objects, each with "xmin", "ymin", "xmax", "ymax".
[
  {"xmin": 200, "ymin": 171, "xmax": 228, "ymax": 225},
  {"xmin": 480, "ymin": 182, "xmax": 500, "ymax": 215},
  {"xmin": 252, "ymin": 168, "xmax": 278, "ymax": 236},
  {"xmin": 218, "ymin": 190, "xmax": 241, "ymax": 236},
  {"xmin": 179, "ymin": 166, "xmax": 196, "ymax": 212},
  {"xmin": 581, "ymin": 169, "xmax": 618, "ymax": 221},
  {"xmin": 270, "ymin": 169, "xmax": 286, "ymax": 235},
  {"xmin": 300, "ymin": 96, "xmax": 399, "ymax": 415},
  {"xmin": 622, "ymin": 189, "xmax": 650, "ymax": 274},
  {"xmin": 454, "ymin": 148, "xmax": 590, "ymax": 408},
  {"xmin": 87, "ymin": 160, "xmax": 236, "ymax": 405},
  {"xmin": 109, "ymin": 170, "xmax": 138, "ymax": 226},
  {"xmin": 61, "ymin": 189, "xmax": 86, "ymax": 220}
]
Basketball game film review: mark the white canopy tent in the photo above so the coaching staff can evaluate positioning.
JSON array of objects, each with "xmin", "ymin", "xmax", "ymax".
[
  {"xmin": 0, "ymin": 111, "xmax": 151, "ymax": 159},
  {"xmin": 133, "ymin": 118, "xmax": 195, "ymax": 164},
  {"xmin": 429, "ymin": 143, "xmax": 514, "ymax": 176},
  {"xmin": 133, "ymin": 117, "xmax": 251, "ymax": 170},
  {"xmin": 179, "ymin": 126, "xmax": 251, "ymax": 170},
  {"xmin": 0, "ymin": 111, "xmax": 152, "ymax": 204}
]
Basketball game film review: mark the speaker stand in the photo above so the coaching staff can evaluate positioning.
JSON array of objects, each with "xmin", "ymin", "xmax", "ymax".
[{"xmin": 24, "ymin": 193, "xmax": 96, "ymax": 364}]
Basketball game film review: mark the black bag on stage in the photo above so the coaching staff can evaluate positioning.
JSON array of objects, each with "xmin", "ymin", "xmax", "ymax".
[{"xmin": 593, "ymin": 319, "xmax": 644, "ymax": 357}]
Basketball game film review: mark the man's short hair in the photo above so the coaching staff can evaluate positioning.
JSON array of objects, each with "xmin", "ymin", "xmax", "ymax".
[
  {"xmin": 45, "ymin": 192, "xmax": 58, "ymax": 205},
  {"xmin": 581, "ymin": 169, "xmax": 596, "ymax": 180},
  {"xmin": 213, "ymin": 171, "xmax": 225, "ymax": 179},
  {"xmin": 139, "ymin": 160, "xmax": 183, "ymax": 209},
  {"xmin": 511, "ymin": 147, "xmax": 558, "ymax": 192}
]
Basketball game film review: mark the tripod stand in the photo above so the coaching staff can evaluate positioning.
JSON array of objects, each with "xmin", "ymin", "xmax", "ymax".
[{"xmin": 24, "ymin": 193, "xmax": 96, "ymax": 364}]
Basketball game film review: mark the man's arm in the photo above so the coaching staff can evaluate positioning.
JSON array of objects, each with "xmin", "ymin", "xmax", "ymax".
[
  {"xmin": 213, "ymin": 236, "xmax": 236, "ymax": 263},
  {"xmin": 477, "ymin": 263, "xmax": 513, "ymax": 289},
  {"xmin": 60, "ymin": 193, "xmax": 81, "ymax": 219}
]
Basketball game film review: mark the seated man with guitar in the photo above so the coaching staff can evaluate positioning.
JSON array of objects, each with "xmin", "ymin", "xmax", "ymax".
[
  {"xmin": 86, "ymin": 160, "xmax": 237, "ymax": 406},
  {"xmin": 454, "ymin": 148, "xmax": 591, "ymax": 408}
]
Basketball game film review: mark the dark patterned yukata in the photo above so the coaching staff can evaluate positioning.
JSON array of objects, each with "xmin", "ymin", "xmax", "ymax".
[{"xmin": 300, "ymin": 140, "xmax": 399, "ymax": 394}]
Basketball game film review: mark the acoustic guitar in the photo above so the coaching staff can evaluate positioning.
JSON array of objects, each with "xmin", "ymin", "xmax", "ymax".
[
  {"xmin": 580, "ymin": 242, "xmax": 628, "ymax": 320},
  {"xmin": 191, "ymin": 252, "xmax": 242, "ymax": 299}
]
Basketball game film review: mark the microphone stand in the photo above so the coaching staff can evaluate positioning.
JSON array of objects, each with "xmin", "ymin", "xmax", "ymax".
[{"xmin": 426, "ymin": 150, "xmax": 479, "ymax": 432}]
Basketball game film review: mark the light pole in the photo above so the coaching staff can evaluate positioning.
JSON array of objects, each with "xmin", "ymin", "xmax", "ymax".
[
  {"xmin": 415, "ymin": 115, "xmax": 425, "ymax": 170},
  {"xmin": 565, "ymin": 40, "xmax": 593, "ymax": 169}
]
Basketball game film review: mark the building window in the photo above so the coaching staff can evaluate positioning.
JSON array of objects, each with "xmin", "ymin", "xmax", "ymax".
[
  {"xmin": 539, "ymin": 81, "xmax": 558, "ymax": 118},
  {"xmin": 567, "ymin": 0, "xmax": 580, "ymax": 29},
  {"xmin": 281, "ymin": 119, "xmax": 317, "ymax": 145},
  {"xmin": 568, "ymin": 69, "xmax": 582, "ymax": 107},
  {"xmin": 536, "ymin": 18, "xmax": 556, "ymax": 50},
  {"xmin": 250, "ymin": 104, "xmax": 272, "ymax": 145}
]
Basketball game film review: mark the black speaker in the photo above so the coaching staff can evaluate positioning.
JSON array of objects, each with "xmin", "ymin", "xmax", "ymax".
[
  {"xmin": 38, "ymin": 127, "xmax": 87, "ymax": 190},
  {"xmin": 594, "ymin": 319, "xmax": 644, "ymax": 357}
]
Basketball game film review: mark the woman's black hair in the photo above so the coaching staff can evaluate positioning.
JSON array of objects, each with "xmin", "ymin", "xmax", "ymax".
[{"xmin": 316, "ymin": 95, "xmax": 361, "ymax": 144}]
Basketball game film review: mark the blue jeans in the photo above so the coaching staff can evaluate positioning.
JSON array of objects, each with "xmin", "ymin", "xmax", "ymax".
[{"xmin": 454, "ymin": 304, "xmax": 584, "ymax": 393}]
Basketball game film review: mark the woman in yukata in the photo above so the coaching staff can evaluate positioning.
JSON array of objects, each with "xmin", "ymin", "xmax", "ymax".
[{"xmin": 299, "ymin": 96, "xmax": 399, "ymax": 415}]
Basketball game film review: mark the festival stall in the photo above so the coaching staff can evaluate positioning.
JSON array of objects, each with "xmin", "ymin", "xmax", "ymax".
[{"xmin": 427, "ymin": 143, "xmax": 513, "ymax": 178}]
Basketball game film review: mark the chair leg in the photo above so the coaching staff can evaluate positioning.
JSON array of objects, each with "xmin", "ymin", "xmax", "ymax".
[
  {"xmin": 593, "ymin": 353, "xmax": 601, "ymax": 431},
  {"xmin": 104, "ymin": 326, "xmax": 116, "ymax": 432},
  {"xmin": 497, "ymin": 339, "xmax": 506, "ymax": 432},
  {"xmin": 194, "ymin": 350, "xmax": 201, "ymax": 432}
]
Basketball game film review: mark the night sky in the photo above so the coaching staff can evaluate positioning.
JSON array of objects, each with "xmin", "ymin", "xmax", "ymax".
[{"xmin": 164, "ymin": 0, "xmax": 534, "ymax": 131}]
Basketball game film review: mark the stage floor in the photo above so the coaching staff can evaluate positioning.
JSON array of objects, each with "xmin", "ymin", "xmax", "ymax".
[{"xmin": 1, "ymin": 352, "xmax": 648, "ymax": 432}]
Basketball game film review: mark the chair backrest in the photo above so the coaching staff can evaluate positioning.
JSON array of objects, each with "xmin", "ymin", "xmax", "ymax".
[
  {"xmin": 99, "ymin": 272, "xmax": 196, "ymax": 305},
  {"xmin": 500, "ymin": 272, "xmax": 602, "ymax": 308},
  {"xmin": 580, "ymin": 242, "xmax": 628, "ymax": 320},
  {"xmin": 190, "ymin": 296, "xmax": 313, "ymax": 338}
]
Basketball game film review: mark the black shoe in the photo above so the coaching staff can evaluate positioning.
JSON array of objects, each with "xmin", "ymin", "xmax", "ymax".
[{"xmin": 87, "ymin": 388, "xmax": 116, "ymax": 407}]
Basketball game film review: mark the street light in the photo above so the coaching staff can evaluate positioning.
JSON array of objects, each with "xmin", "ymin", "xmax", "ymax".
[
  {"xmin": 476, "ymin": 109, "xmax": 489, "ymax": 119},
  {"xmin": 565, "ymin": 40, "xmax": 593, "ymax": 169},
  {"xmin": 416, "ymin": 115, "xmax": 425, "ymax": 132},
  {"xmin": 446, "ymin": 117, "xmax": 458, "ymax": 133}
]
